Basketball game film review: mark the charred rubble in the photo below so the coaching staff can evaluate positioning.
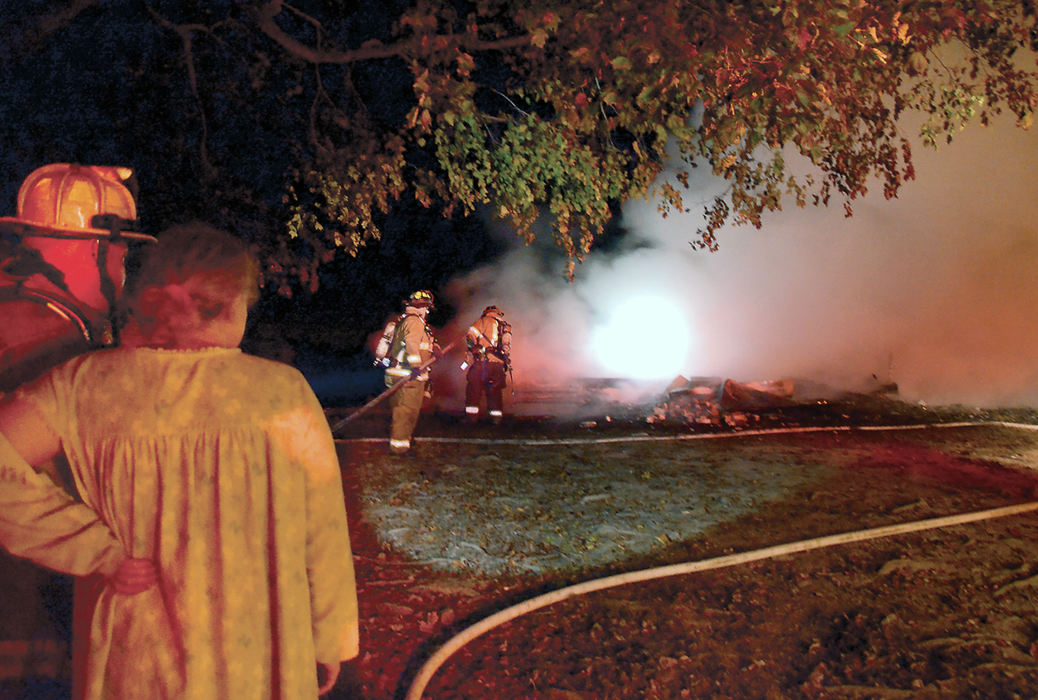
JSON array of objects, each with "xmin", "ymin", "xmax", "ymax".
[
  {"xmin": 645, "ymin": 376, "xmax": 1038, "ymax": 430},
  {"xmin": 508, "ymin": 376, "xmax": 1037, "ymax": 432}
]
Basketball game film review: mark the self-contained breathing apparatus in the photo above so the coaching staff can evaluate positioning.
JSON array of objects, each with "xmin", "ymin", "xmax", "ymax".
[
  {"xmin": 461, "ymin": 306, "xmax": 511, "ymax": 372},
  {"xmin": 373, "ymin": 316, "xmax": 400, "ymax": 368},
  {"xmin": 374, "ymin": 311, "xmax": 434, "ymax": 370},
  {"xmin": 373, "ymin": 289, "xmax": 436, "ymax": 369}
]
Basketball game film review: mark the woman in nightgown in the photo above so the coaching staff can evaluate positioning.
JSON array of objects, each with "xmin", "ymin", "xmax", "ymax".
[{"xmin": 0, "ymin": 222, "xmax": 358, "ymax": 699}]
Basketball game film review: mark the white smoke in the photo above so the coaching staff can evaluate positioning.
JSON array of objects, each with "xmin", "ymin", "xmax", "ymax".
[{"xmin": 444, "ymin": 113, "xmax": 1038, "ymax": 408}]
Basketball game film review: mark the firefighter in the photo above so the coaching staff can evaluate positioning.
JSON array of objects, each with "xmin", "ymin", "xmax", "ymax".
[
  {"xmin": 0, "ymin": 164, "xmax": 156, "ymax": 693},
  {"xmin": 383, "ymin": 290, "xmax": 438, "ymax": 455},
  {"xmin": 0, "ymin": 163, "xmax": 154, "ymax": 390},
  {"xmin": 463, "ymin": 305, "xmax": 512, "ymax": 424}
]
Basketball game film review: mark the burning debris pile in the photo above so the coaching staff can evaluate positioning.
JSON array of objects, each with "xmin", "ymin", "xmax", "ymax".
[
  {"xmin": 505, "ymin": 375, "xmax": 908, "ymax": 429},
  {"xmin": 646, "ymin": 375, "xmax": 901, "ymax": 428},
  {"xmin": 648, "ymin": 377, "xmax": 796, "ymax": 428}
]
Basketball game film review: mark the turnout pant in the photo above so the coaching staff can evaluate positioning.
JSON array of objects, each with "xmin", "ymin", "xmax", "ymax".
[
  {"xmin": 388, "ymin": 377, "xmax": 426, "ymax": 453},
  {"xmin": 465, "ymin": 360, "xmax": 506, "ymax": 419}
]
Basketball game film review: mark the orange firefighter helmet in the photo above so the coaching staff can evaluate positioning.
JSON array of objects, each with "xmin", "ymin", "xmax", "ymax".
[
  {"xmin": 0, "ymin": 164, "xmax": 155, "ymax": 313},
  {"xmin": 0, "ymin": 163, "xmax": 152, "ymax": 240}
]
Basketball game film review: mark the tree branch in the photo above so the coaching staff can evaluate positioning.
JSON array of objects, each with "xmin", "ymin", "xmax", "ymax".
[
  {"xmin": 251, "ymin": 0, "xmax": 531, "ymax": 65},
  {"xmin": 145, "ymin": 7, "xmax": 217, "ymax": 178},
  {"xmin": 0, "ymin": 0, "xmax": 100, "ymax": 67}
]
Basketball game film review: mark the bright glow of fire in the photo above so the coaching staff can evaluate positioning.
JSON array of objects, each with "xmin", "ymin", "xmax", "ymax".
[{"xmin": 590, "ymin": 294, "xmax": 691, "ymax": 380}]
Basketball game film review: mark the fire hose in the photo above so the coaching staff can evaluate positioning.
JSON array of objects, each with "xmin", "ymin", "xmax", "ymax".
[
  {"xmin": 330, "ymin": 334, "xmax": 467, "ymax": 434},
  {"xmin": 404, "ymin": 498, "xmax": 1038, "ymax": 700}
]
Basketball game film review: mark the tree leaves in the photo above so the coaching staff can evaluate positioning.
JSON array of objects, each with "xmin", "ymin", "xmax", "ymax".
[{"xmin": 5, "ymin": 0, "xmax": 1036, "ymax": 287}]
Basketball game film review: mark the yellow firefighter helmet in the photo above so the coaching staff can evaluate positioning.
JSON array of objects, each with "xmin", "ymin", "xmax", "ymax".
[{"xmin": 407, "ymin": 289, "xmax": 435, "ymax": 309}]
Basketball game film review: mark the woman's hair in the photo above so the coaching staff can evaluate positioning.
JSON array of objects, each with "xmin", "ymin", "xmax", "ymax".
[{"xmin": 120, "ymin": 221, "xmax": 260, "ymax": 345}]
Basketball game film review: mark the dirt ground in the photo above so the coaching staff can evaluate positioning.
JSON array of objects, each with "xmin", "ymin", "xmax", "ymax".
[{"xmin": 329, "ymin": 400, "xmax": 1038, "ymax": 699}]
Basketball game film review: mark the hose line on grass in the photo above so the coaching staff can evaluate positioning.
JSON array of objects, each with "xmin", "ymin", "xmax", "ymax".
[
  {"xmin": 334, "ymin": 420, "xmax": 1038, "ymax": 447},
  {"xmin": 404, "ymin": 499, "xmax": 1038, "ymax": 699},
  {"xmin": 332, "ymin": 418, "xmax": 1036, "ymax": 697}
]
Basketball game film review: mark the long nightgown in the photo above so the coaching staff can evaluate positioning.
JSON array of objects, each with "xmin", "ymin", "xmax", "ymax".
[{"xmin": 5, "ymin": 346, "xmax": 358, "ymax": 699}]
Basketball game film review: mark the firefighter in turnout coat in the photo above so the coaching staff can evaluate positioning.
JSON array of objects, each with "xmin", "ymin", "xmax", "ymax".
[
  {"xmin": 384, "ymin": 290, "xmax": 437, "ymax": 455},
  {"xmin": 464, "ymin": 305, "xmax": 511, "ymax": 424}
]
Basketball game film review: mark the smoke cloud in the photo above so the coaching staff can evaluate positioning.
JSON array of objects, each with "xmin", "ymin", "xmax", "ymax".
[{"xmin": 444, "ymin": 114, "xmax": 1038, "ymax": 409}]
